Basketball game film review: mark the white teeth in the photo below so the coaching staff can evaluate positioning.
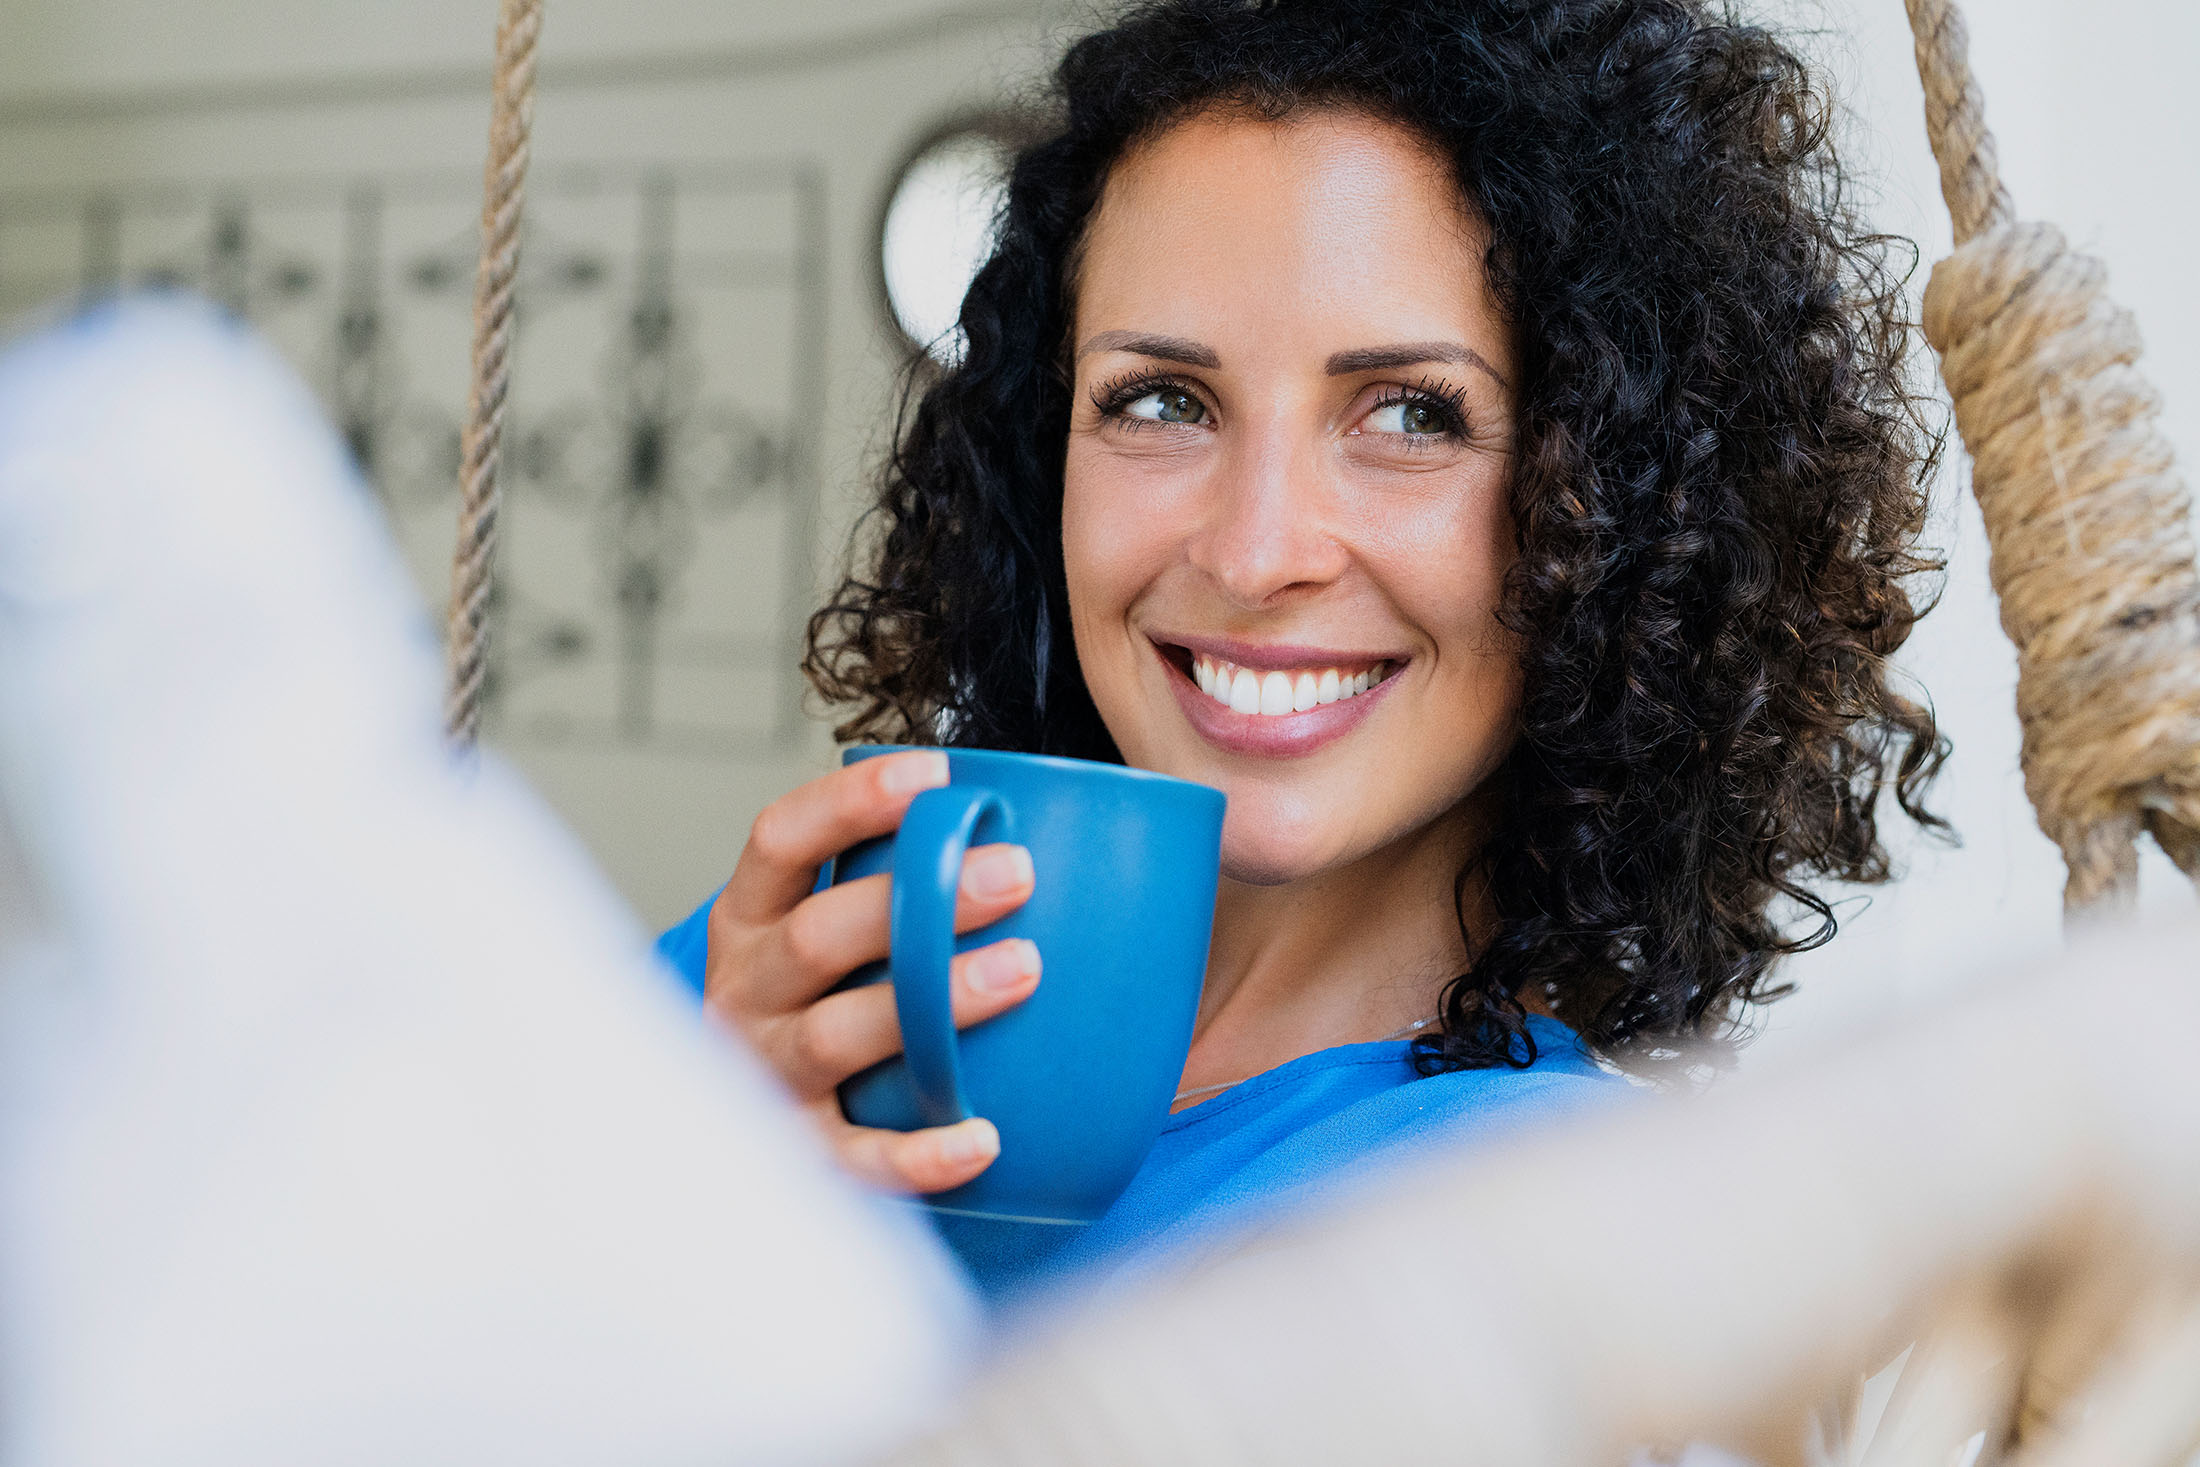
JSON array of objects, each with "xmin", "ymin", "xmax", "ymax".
[{"xmin": 1189, "ymin": 653, "xmax": 1393, "ymax": 718}]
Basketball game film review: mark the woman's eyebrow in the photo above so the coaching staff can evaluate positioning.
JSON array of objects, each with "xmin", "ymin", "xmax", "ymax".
[
  {"xmin": 1076, "ymin": 330, "xmax": 1222, "ymax": 367},
  {"xmin": 1325, "ymin": 341, "xmax": 1509, "ymax": 389}
]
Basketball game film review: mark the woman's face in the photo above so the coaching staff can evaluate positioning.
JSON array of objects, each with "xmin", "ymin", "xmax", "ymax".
[{"xmin": 1063, "ymin": 108, "xmax": 1521, "ymax": 885}]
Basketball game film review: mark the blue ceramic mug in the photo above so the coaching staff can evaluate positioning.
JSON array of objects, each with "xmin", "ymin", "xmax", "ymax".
[{"xmin": 833, "ymin": 746, "xmax": 1225, "ymax": 1229}]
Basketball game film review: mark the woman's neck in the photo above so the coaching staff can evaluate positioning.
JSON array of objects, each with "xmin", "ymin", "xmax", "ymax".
[{"xmin": 1175, "ymin": 789, "xmax": 1500, "ymax": 1103}]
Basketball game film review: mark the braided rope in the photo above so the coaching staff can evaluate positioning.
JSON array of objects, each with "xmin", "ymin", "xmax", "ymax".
[
  {"xmin": 444, "ymin": 0, "xmax": 542, "ymax": 749},
  {"xmin": 1904, "ymin": 0, "xmax": 2200, "ymax": 912},
  {"xmin": 1903, "ymin": 0, "xmax": 2013, "ymax": 246}
]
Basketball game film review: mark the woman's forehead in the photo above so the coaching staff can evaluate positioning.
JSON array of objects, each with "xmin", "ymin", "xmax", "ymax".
[{"xmin": 1074, "ymin": 107, "xmax": 1504, "ymax": 368}]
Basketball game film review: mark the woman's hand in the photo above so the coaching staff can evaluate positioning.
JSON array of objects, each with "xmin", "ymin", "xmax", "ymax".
[{"xmin": 703, "ymin": 749, "xmax": 1041, "ymax": 1194}]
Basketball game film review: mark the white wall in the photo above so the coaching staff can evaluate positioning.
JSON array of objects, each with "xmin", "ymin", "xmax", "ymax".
[{"xmin": 0, "ymin": 0, "xmax": 2189, "ymax": 1047}]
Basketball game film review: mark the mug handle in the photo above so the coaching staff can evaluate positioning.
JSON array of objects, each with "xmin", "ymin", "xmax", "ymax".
[{"xmin": 891, "ymin": 783, "xmax": 1017, "ymax": 1129}]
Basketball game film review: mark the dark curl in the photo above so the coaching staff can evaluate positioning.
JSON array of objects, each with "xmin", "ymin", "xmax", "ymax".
[{"xmin": 807, "ymin": 0, "xmax": 1949, "ymax": 1072}]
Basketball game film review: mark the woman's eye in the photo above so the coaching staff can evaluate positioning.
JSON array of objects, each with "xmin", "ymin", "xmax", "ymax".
[
  {"xmin": 1121, "ymin": 388, "xmax": 1207, "ymax": 425},
  {"xmin": 1366, "ymin": 398, "xmax": 1451, "ymax": 436}
]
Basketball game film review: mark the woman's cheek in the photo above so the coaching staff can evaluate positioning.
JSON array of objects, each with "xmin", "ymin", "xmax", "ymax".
[
  {"xmin": 1062, "ymin": 453, "xmax": 1164, "ymax": 713},
  {"xmin": 1063, "ymin": 444, "xmax": 1192, "ymax": 608},
  {"xmin": 1060, "ymin": 455, "xmax": 1122, "ymax": 624}
]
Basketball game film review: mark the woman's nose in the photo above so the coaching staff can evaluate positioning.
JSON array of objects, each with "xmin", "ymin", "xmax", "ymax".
[{"xmin": 1184, "ymin": 432, "xmax": 1349, "ymax": 609}]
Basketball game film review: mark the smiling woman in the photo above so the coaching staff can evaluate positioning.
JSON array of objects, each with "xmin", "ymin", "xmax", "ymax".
[{"xmin": 661, "ymin": 0, "xmax": 1948, "ymax": 1301}]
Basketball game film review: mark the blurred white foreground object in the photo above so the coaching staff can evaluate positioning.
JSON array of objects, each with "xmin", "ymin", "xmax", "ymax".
[{"xmin": 0, "ymin": 297, "xmax": 969, "ymax": 1467}]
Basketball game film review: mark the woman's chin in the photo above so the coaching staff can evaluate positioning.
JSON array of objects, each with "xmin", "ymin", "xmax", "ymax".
[
  {"xmin": 1209, "ymin": 776, "xmax": 1485, "ymax": 890},
  {"xmin": 1217, "ymin": 826, "xmax": 1353, "ymax": 889},
  {"xmin": 1205, "ymin": 780, "xmax": 1384, "ymax": 887}
]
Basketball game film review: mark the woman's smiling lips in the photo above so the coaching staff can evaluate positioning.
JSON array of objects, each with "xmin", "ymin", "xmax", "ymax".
[{"xmin": 1149, "ymin": 633, "xmax": 1409, "ymax": 758}]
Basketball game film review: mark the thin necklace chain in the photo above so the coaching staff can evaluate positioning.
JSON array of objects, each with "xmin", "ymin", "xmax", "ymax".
[{"xmin": 1172, "ymin": 1016, "xmax": 1434, "ymax": 1104}]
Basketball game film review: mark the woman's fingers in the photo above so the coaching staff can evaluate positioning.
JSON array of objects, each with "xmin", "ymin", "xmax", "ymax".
[
  {"xmin": 834, "ymin": 1116, "xmax": 1003, "ymax": 1195},
  {"xmin": 759, "ymin": 844, "xmax": 1036, "ymax": 1012},
  {"xmin": 777, "ymin": 937, "xmax": 1042, "ymax": 1097},
  {"xmin": 717, "ymin": 751, "xmax": 949, "ymax": 924}
]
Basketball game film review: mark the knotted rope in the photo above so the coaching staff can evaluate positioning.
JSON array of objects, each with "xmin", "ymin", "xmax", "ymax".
[
  {"xmin": 444, "ymin": 0, "xmax": 543, "ymax": 749},
  {"xmin": 1906, "ymin": 0, "xmax": 2200, "ymax": 911}
]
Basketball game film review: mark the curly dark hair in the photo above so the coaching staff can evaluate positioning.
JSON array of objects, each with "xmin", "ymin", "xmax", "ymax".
[{"xmin": 807, "ymin": 0, "xmax": 1949, "ymax": 1072}]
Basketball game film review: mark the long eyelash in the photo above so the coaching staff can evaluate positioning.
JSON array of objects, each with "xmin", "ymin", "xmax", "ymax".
[
  {"xmin": 1370, "ymin": 376, "xmax": 1473, "ymax": 439},
  {"xmin": 1088, "ymin": 368, "xmax": 1195, "ymax": 419}
]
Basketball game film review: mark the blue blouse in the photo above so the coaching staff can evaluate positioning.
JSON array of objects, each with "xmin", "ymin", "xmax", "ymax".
[{"xmin": 657, "ymin": 897, "xmax": 1626, "ymax": 1304}]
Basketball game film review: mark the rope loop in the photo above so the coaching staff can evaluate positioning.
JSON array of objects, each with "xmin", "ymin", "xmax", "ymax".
[{"xmin": 1904, "ymin": 0, "xmax": 2200, "ymax": 912}]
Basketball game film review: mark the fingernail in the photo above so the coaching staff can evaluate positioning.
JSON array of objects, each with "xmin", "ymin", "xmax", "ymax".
[
  {"xmin": 968, "ymin": 938, "xmax": 1041, "ymax": 994},
  {"xmin": 940, "ymin": 1118, "xmax": 999, "ymax": 1166},
  {"xmin": 961, "ymin": 844, "xmax": 1034, "ymax": 900},
  {"xmin": 879, "ymin": 750, "xmax": 949, "ymax": 796}
]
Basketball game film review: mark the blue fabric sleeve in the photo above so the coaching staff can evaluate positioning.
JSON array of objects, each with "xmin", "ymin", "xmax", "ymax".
[{"xmin": 655, "ymin": 892, "xmax": 716, "ymax": 1001}]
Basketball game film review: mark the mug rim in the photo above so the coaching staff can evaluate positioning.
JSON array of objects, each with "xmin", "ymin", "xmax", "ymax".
[{"xmin": 843, "ymin": 743, "xmax": 1225, "ymax": 809}]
